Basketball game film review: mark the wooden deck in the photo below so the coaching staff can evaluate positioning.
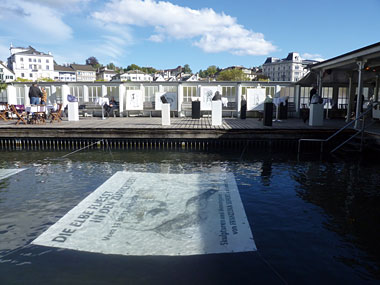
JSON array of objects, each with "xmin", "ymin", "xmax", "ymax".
[{"xmin": 0, "ymin": 117, "xmax": 379, "ymax": 140}]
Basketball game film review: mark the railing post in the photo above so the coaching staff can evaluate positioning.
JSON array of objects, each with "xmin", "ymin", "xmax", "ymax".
[
  {"xmin": 355, "ymin": 61, "xmax": 364, "ymax": 129},
  {"xmin": 178, "ymin": 83, "xmax": 183, "ymax": 115}
]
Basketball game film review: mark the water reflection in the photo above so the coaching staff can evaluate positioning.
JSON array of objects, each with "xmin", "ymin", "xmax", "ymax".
[
  {"xmin": 0, "ymin": 150, "xmax": 379, "ymax": 283},
  {"xmin": 291, "ymin": 162, "xmax": 380, "ymax": 278}
]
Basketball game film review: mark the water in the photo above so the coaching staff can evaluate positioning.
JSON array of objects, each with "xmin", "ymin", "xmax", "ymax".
[{"xmin": 0, "ymin": 150, "xmax": 379, "ymax": 284}]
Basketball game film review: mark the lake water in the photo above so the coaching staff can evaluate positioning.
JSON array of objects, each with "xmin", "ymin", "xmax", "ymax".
[{"xmin": 0, "ymin": 150, "xmax": 379, "ymax": 284}]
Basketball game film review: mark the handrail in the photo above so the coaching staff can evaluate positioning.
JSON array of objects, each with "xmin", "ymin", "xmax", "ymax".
[{"xmin": 298, "ymin": 102, "xmax": 378, "ymax": 155}]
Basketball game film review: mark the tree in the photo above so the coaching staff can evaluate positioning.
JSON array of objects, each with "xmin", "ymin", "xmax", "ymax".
[
  {"xmin": 217, "ymin": 69, "xmax": 249, "ymax": 81},
  {"xmin": 183, "ymin": 64, "xmax": 192, "ymax": 74},
  {"xmin": 256, "ymin": 74, "xmax": 270, "ymax": 82},
  {"xmin": 126, "ymin": 64, "xmax": 141, "ymax": 71},
  {"xmin": 198, "ymin": 65, "xmax": 220, "ymax": 78},
  {"xmin": 86, "ymin": 56, "xmax": 100, "ymax": 68},
  {"xmin": 107, "ymin": 62, "xmax": 116, "ymax": 70},
  {"xmin": 37, "ymin": 77, "xmax": 54, "ymax": 82}
]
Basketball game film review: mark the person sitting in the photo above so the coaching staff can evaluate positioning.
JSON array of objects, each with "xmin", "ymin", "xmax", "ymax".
[{"xmin": 104, "ymin": 97, "xmax": 119, "ymax": 117}]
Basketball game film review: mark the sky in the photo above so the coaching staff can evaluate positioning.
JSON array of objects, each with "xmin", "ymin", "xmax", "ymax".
[{"xmin": 0, "ymin": 0, "xmax": 379, "ymax": 72}]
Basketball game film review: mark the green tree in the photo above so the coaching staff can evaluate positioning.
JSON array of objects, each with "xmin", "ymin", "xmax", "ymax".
[
  {"xmin": 141, "ymin": 67, "xmax": 157, "ymax": 74},
  {"xmin": 37, "ymin": 77, "xmax": 55, "ymax": 82},
  {"xmin": 107, "ymin": 62, "xmax": 116, "ymax": 70},
  {"xmin": 256, "ymin": 74, "xmax": 270, "ymax": 81},
  {"xmin": 199, "ymin": 65, "xmax": 219, "ymax": 78},
  {"xmin": 126, "ymin": 64, "xmax": 141, "ymax": 71},
  {"xmin": 0, "ymin": 83, "xmax": 7, "ymax": 91},
  {"xmin": 217, "ymin": 69, "xmax": 249, "ymax": 81},
  {"xmin": 183, "ymin": 64, "xmax": 192, "ymax": 74}
]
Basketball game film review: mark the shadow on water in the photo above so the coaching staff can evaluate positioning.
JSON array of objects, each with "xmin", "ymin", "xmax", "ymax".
[{"xmin": 0, "ymin": 149, "xmax": 379, "ymax": 284}]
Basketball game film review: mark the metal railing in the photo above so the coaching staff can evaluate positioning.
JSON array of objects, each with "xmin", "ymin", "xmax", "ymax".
[{"xmin": 298, "ymin": 102, "xmax": 378, "ymax": 155}]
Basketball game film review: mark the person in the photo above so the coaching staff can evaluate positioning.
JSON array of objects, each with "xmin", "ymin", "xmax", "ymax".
[
  {"xmin": 41, "ymin": 87, "xmax": 47, "ymax": 105},
  {"xmin": 104, "ymin": 97, "xmax": 119, "ymax": 117},
  {"xmin": 302, "ymin": 86, "xmax": 318, "ymax": 123},
  {"xmin": 309, "ymin": 86, "xmax": 317, "ymax": 103},
  {"xmin": 29, "ymin": 83, "xmax": 42, "ymax": 105}
]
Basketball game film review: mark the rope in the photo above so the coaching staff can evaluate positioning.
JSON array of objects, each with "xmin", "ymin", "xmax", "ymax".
[
  {"xmin": 60, "ymin": 139, "xmax": 104, "ymax": 159},
  {"xmin": 257, "ymin": 250, "xmax": 288, "ymax": 285}
]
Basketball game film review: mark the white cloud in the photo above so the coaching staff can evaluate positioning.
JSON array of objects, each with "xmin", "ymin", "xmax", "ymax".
[
  {"xmin": 302, "ymin": 53, "xmax": 325, "ymax": 62},
  {"xmin": 0, "ymin": 0, "xmax": 73, "ymax": 43},
  {"xmin": 92, "ymin": 0, "xmax": 276, "ymax": 56}
]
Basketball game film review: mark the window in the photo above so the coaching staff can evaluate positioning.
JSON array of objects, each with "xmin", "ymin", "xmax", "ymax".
[
  {"xmin": 46, "ymin": 59, "xmax": 49, "ymax": 63},
  {"xmin": 20, "ymin": 57, "xmax": 23, "ymax": 62},
  {"xmin": 29, "ymin": 58, "xmax": 32, "ymax": 62},
  {"xmin": 29, "ymin": 73, "xmax": 33, "ymax": 78},
  {"xmin": 38, "ymin": 59, "xmax": 41, "ymax": 63},
  {"xmin": 33, "ymin": 59, "xmax": 36, "ymax": 62},
  {"xmin": 29, "ymin": 65, "xmax": 32, "ymax": 69},
  {"xmin": 21, "ymin": 64, "xmax": 24, "ymax": 69},
  {"xmin": 338, "ymin": 87, "xmax": 348, "ymax": 108},
  {"xmin": 21, "ymin": 73, "xmax": 24, "ymax": 77},
  {"xmin": 46, "ymin": 66, "xmax": 49, "ymax": 70},
  {"xmin": 38, "ymin": 65, "xmax": 41, "ymax": 69},
  {"xmin": 222, "ymin": 86, "xmax": 236, "ymax": 102},
  {"xmin": 295, "ymin": 65, "xmax": 299, "ymax": 70},
  {"xmin": 183, "ymin": 86, "xmax": 197, "ymax": 102},
  {"xmin": 16, "ymin": 87, "xmax": 24, "ymax": 105}
]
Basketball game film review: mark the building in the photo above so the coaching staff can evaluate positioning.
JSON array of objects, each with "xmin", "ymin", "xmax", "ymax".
[
  {"xmin": 161, "ymin": 66, "xmax": 183, "ymax": 80},
  {"xmin": 71, "ymin": 64, "xmax": 96, "ymax": 81},
  {"xmin": 54, "ymin": 64, "xmax": 76, "ymax": 82},
  {"xmin": 262, "ymin": 52, "xmax": 318, "ymax": 82},
  {"xmin": 112, "ymin": 70, "xmax": 153, "ymax": 82},
  {"xmin": 96, "ymin": 67, "xmax": 117, "ymax": 81},
  {"xmin": 0, "ymin": 61, "xmax": 15, "ymax": 82},
  {"xmin": 7, "ymin": 45, "xmax": 55, "ymax": 81}
]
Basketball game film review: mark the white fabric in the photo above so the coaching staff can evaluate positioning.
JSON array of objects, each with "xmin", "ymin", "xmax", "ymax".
[
  {"xmin": 221, "ymin": 97, "xmax": 228, "ymax": 107},
  {"xmin": 96, "ymin": 97, "xmax": 109, "ymax": 106},
  {"xmin": 273, "ymin": 96, "xmax": 289, "ymax": 107},
  {"xmin": 26, "ymin": 106, "xmax": 46, "ymax": 113},
  {"xmin": 32, "ymin": 171, "xmax": 256, "ymax": 256}
]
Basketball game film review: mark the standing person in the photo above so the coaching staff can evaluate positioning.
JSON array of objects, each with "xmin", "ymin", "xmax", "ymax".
[
  {"xmin": 309, "ymin": 86, "xmax": 317, "ymax": 103},
  {"xmin": 28, "ymin": 83, "xmax": 42, "ymax": 105},
  {"xmin": 41, "ymin": 87, "xmax": 47, "ymax": 105}
]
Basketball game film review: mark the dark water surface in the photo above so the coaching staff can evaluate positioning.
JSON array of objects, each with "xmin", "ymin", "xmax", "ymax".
[{"xmin": 0, "ymin": 150, "xmax": 379, "ymax": 284}]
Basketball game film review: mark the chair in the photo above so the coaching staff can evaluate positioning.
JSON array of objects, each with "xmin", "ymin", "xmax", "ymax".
[
  {"xmin": 0, "ymin": 104, "xmax": 10, "ymax": 121},
  {"xmin": 10, "ymin": 105, "xmax": 28, "ymax": 125},
  {"xmin": 49, "ymin": 103, "xmax": 63, "ymax": 123}
]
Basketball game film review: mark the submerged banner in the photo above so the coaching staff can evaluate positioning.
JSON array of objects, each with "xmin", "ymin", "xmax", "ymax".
[
  {"xmin": 32, "ymin": 172, "xmax": 256, "ymax": 256},
  {"xmin": 0, "ymin": 169, "xmax": 25, "ymax": 181}
]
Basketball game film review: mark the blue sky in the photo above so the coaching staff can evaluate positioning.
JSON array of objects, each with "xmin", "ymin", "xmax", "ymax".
[{"xmin": 0, "ymin": 0, "xmax": 379, "ymax": 72}]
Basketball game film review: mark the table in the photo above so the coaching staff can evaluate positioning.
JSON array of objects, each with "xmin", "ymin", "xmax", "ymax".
[{"xmin": 26, "ymin": 105, "xmax": 47, "ymax": 124}]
